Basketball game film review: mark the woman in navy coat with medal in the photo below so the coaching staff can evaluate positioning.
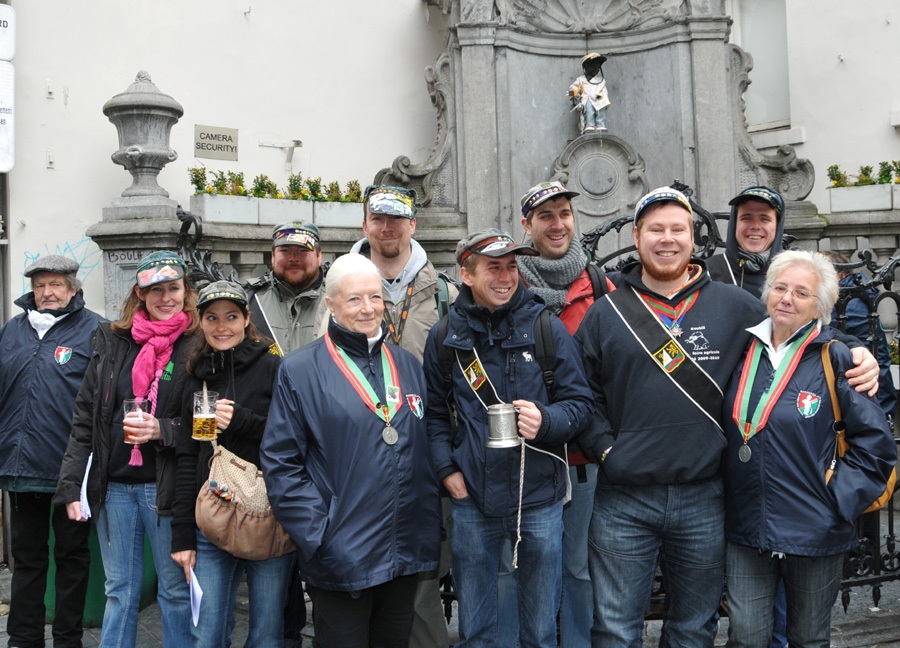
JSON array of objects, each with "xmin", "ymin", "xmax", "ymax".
[
  {"xmin": 260, "ymin": 252, "xmax": 440, "ymax": 648},
  {"xmin": 722, "ymin": 250, "xmax": 896, "ymax": 647}
]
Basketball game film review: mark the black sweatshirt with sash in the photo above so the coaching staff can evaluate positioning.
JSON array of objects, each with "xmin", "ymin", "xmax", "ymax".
[{"xmin": 575, "ymin": 261, "xmax": 765, "ymax": 486}]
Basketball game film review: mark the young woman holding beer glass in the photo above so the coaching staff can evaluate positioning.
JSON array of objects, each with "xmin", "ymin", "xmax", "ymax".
[
  {"xmin": 170, "ymin": 280, "xmax": 291, "ymax": 648},
  {"xmin": 55, "ymin": 251, "xmax": 198, "ymax": 647}
]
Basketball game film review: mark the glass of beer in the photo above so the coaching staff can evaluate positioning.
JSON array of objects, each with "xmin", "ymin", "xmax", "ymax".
[
  {"xmin": 192, "ymin": 391, "xmax": 219, "ymax": 441},
  {"xmin": 123, "ymin": 398, "xmax": 150, "ymax": 444}
]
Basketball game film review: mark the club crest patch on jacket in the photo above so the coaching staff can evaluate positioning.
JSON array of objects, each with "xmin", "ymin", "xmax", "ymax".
[{"xmin": 54, "ymin": 346, "xmax": 72, "ymax": 365}]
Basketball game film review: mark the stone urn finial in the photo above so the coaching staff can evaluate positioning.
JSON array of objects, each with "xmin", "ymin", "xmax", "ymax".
[{"xmin": 103, "ymin": 71, "xmax": 184, "ymax": 201}]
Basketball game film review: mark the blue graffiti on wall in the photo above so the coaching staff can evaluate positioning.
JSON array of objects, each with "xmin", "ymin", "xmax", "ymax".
[{"xmin": 20, "ymin": 238, "xmax": 103, "ymax": 294}]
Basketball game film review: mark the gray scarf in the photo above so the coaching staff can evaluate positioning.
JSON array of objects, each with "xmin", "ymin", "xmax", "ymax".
[{"xmin": 517, "ymin": 244, "xmax": 588, "ymax": 315}]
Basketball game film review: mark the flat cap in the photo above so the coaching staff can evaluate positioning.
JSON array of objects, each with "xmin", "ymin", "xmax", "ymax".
[
  {"xmin": 456, "ymin": 228, "xmax": 539, "ymax": 265},
  {"xmin": 24, "ymin": 255, "xmax": 79, "ymax": 278}
]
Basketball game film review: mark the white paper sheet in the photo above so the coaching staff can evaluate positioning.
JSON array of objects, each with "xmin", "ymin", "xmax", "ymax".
[
  {"xmin": 79, "ymin": 452, "xmax": 93, "ymax": 519},
  {"xmin": 190, "ymin": 566, "xmax": 203, "ymax": 627}
]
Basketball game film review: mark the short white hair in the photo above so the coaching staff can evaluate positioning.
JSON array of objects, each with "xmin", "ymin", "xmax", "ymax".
[
  {"xmin": 762, "ymin": 250, "xmax": 839, "ymax": 325},
  {"xmin": 325, "ymin": 253, "xmax": 382, "ymax": 299}
]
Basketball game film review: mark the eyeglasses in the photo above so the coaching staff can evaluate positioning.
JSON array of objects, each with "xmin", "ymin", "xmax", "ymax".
[{"xmin": 770, "ymin": 284, "xmax": 815, "ymax": 301}]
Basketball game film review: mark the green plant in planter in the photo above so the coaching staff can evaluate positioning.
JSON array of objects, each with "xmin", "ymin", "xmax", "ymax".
[
  {"xmin": 893, "ymin": 161, "xmax": 900, "ymax": 184},
  {"xmin": 305, "ymin": 176, "xmax": 325, "ymax": 201},
  {"xmin": 188, "ymin": 166, "xmax": 208, "ymax": 194},
  {"xmin": 827, "ymin": 164, "xmax": 849, "ymax": 188},
  {"xmin": 325, "ymin": 181, "xmax": 343, "ymax": 202},
  {"xmin": 210, "ymin": 171, "xmax": 228, "ymax": 194},
  {"xmin": 226, "ymin": 171, "xmax": 249, "ymax": 196},
  {"xmin": 345, "ymin": 180, "xmax": 363, "ymax": 203},
  {"xmin": 287, "ymin": 172, "xmax": 307, "ymax": 200},
  {"xmin": 878, "ymin": 162, "xmax": 894, "ymax": 185},
  {"xmin": 855, "ymin": 165, "xmax": 876, "ymax": 186},
  {"xmin": 252, "ymin": 174, "xmax": 281, "ymax": 199}
]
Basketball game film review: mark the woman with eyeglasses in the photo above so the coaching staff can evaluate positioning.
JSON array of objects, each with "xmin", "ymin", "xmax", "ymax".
[{"xmin": 721, "ymin": 250, "xmax": 896, "ymax": 647}]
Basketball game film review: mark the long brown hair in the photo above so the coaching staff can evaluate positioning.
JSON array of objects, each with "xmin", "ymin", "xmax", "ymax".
[
  {"xmin": 185, "ymin": 304, "xmax": 273, "ymax": 375},
  {"xmin": 111, "ymin": 279, "xmax": 201, "ymax": 335}
]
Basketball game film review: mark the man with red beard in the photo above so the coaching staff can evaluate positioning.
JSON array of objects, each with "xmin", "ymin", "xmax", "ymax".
[
  {"xmin": 245, "ymin": 221, "xmax": 325, "ymax": 355},
  {"xmin": 575, "ymin": 187, "xmax": 877, "ymax": 647}
]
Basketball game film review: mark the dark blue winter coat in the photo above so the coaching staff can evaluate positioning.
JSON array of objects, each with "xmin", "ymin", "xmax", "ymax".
[
  {"xmin": 260, "ymin": 320, "xmax": 440, "ymax": 592},
  {"xmin": 423, "ymin": 282, "xmax": 593, "ymax": 518},
  {"xmin": 723, "ymin": 325, "xmax": 897, "ymax": 556},
  {"xmin": 0, "ymin": 291, "xmax": 103, "ymax": 488}
]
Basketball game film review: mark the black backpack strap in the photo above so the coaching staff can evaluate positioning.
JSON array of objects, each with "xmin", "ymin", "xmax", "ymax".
[
  {"xmin": 436, "ymin": 314, "xmax": 453, "ymax": 393},
  {"xmin": 534, "ymin": 309, "xmax": 556, "ymax": 390},
  {"xmin": 586, "ymin": 263, "xmax": 609, "ymax": 299}
]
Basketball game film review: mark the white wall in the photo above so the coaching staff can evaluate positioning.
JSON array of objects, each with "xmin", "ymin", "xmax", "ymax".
[
  {"xmin": 7, "ymin": 0, "xmax": 450, "ymax": 314},
  {"xmin": 785, "ymin": 0, "xmax": 900, "ymax": 213}
]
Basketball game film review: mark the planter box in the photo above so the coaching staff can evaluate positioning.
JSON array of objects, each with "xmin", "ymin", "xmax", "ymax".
[
  {"xmin": 190, "ymin": 194, "xmax": 258, "ymax": 224},
  {"xmin": 829, "ymin": 184, "xmax": 893, "ymax": 212},
  {"xmin": 314, "ymin": 201, "xmax": 363, "ymax": 228},
  {"xmin": 258, "ymin": 198, "xmax": 313, "ymax": 226}
]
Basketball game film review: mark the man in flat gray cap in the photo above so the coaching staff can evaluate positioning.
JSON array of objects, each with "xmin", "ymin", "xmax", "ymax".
[{"xmin": 0, "ymin": 255, "xmax": 104, "ymax": 648}]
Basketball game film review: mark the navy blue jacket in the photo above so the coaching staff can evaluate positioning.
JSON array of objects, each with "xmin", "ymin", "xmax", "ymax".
[
  {"xmin": 575, "ymin": 262, "xmax": 766, "ymax": 485},
  {"xmin": 723, "ymin": 326, "xmax": 897, "ymax": 556},
  {"xmin": 260, "ymin": 320, "xmax": 440, "ymax": 592},
  {"xmin": 423, "ymin": 283, "xmax": 593, "ymax": 518},
  {"xmin": 0, "ymin": 291, "xmax": 103, "ymax": 487}
]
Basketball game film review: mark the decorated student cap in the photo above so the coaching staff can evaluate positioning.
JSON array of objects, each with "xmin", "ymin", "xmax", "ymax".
[
  {"xmin": 363, "ymin": 184, "xmax": 417, "ymax": 219},
  {"xmin": 728, "ymin": 186, "xmax": 785, "ymax": 218},
  {"xmin": 136, "ymin": 251, "xmax": 187, "ymax": 288},
  {"xmin": 272, "ymin": 222, "xmax": 320, "ymax": 250},
  {"xmin": 633, "ymin": 187, "xmax": 693, "ymax": 224},
  {"xmin": 455, "ymin": 228, "xmax": 539, "ymax": 265},
  {"xmin": 197, "ymin": 280, "xmax": 249, "ymax": 311},
  {"xmin": 520, "ymin": 180, "xmax": 580, "ymax": 217}
]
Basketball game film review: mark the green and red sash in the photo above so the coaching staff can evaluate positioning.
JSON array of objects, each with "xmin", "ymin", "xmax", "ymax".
[
  {"xmin": 732, "ymin": 323, "xmax": 819, "ymax": 444},
  {"xmin": 325, "ymin": 333, "xmax": 402, "ymax": 426}
]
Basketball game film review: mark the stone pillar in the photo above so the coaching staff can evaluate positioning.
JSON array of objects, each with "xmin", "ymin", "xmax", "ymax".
[
  {"xmin": 457, "ymin": 25, "xmax": 502, "ymax": 233},
  {"xmin": 87, "ymin": 71, "xmax": 184, "ymax": 317}
]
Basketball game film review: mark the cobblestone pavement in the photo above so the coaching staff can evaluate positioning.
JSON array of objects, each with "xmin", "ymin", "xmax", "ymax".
[{"xmin": 0, "ymin": 565, "xmax": 897, "ymax": 647}]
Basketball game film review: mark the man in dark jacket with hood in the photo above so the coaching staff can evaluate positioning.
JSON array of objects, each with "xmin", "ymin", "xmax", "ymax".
[
  {"xmin": 423, "ymin": 228, "xmax": 594, "ymax": 647},
  {"xmin": 707, "ymin": 185, "xmax": 786, "ymax": 297},
  {"xmin": 0, "ymin": 255, "xmax": 103, "ymax": 648}
]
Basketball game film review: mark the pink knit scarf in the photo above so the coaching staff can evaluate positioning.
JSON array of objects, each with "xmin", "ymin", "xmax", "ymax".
[{"xmin": 131, "ymin": 309, "xmax": 192, "ymax": 416}]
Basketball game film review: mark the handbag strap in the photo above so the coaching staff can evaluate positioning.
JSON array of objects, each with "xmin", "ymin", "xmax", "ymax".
[{"xmin": 821, "ymin": 342, "xmax": 848, "ymax": 475}]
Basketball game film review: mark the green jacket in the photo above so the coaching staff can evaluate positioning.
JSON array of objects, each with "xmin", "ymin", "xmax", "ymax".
[{"xmin": 246, "ymin": 270, "xmax": 326, "ymax": 355}]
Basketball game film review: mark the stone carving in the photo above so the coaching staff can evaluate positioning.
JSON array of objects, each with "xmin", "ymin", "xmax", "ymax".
[
  {"xmin": 493, "ymin": 0, "xmax": 685, "ymax": 32},
  {"xmin": 374, "ymin": 53, "xmax": 456, "ymax": 207},
  {"xmin": 730, "ymin": 45, "xmax": 815, "ymax": 201},
  {"xmin": 551, "ymin": 132, "xmax": 648, "ymax": 219},
  {"xmin": 103, "ymin": 71, "xmax": 183, "ymax": 200}
]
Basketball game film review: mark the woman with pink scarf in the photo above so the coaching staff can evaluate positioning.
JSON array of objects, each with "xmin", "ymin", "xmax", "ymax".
[{"xmin": 55, "ymin": 251, "xmax": 198, "ymax": 647}]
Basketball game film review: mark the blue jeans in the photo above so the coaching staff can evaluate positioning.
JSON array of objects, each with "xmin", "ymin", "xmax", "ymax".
[
  {"xmin": 451, "ymin": 497, "xmax": 563, "ymax": 648},
  {"xmin": 96, "ymin": 482, "xmax": 191, "ymax": 648},
  {"xmin": 726, "ymin": 542, "xmax": 843, "ymax": 648},
  {"xmin": 192, "ymin": 532, "xmax": 294, "ymax": 647},
  {"xmin": 589, "ymin": 480, "xmax": 725, "ymax": 648},
  {"xmin": 770, "ymin": 580, "xmax": 787, "ymax": 648},
  {"xmin": 561, "ymin": 463, "xmax": 597, "ymax": 647}
]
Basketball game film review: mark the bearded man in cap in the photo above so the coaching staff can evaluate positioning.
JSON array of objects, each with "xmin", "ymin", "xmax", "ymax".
[
  {"xmin": 245, "ymin": 221, "xmax": 325, "ymax": 355},
  {"xmin": 423, "ymin": 229, "xmax": 593, "ymax": 647},
  {"xmin": 349, "ymin": 184, "xmax": 457, "ymax": 648},
  {"xmin": 0, "ymin": 255, "xmax": 103, "ymax": 648},
  {"xmin": 517, "ymin": 179, "xmax": 613, "ymax": 647}
]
